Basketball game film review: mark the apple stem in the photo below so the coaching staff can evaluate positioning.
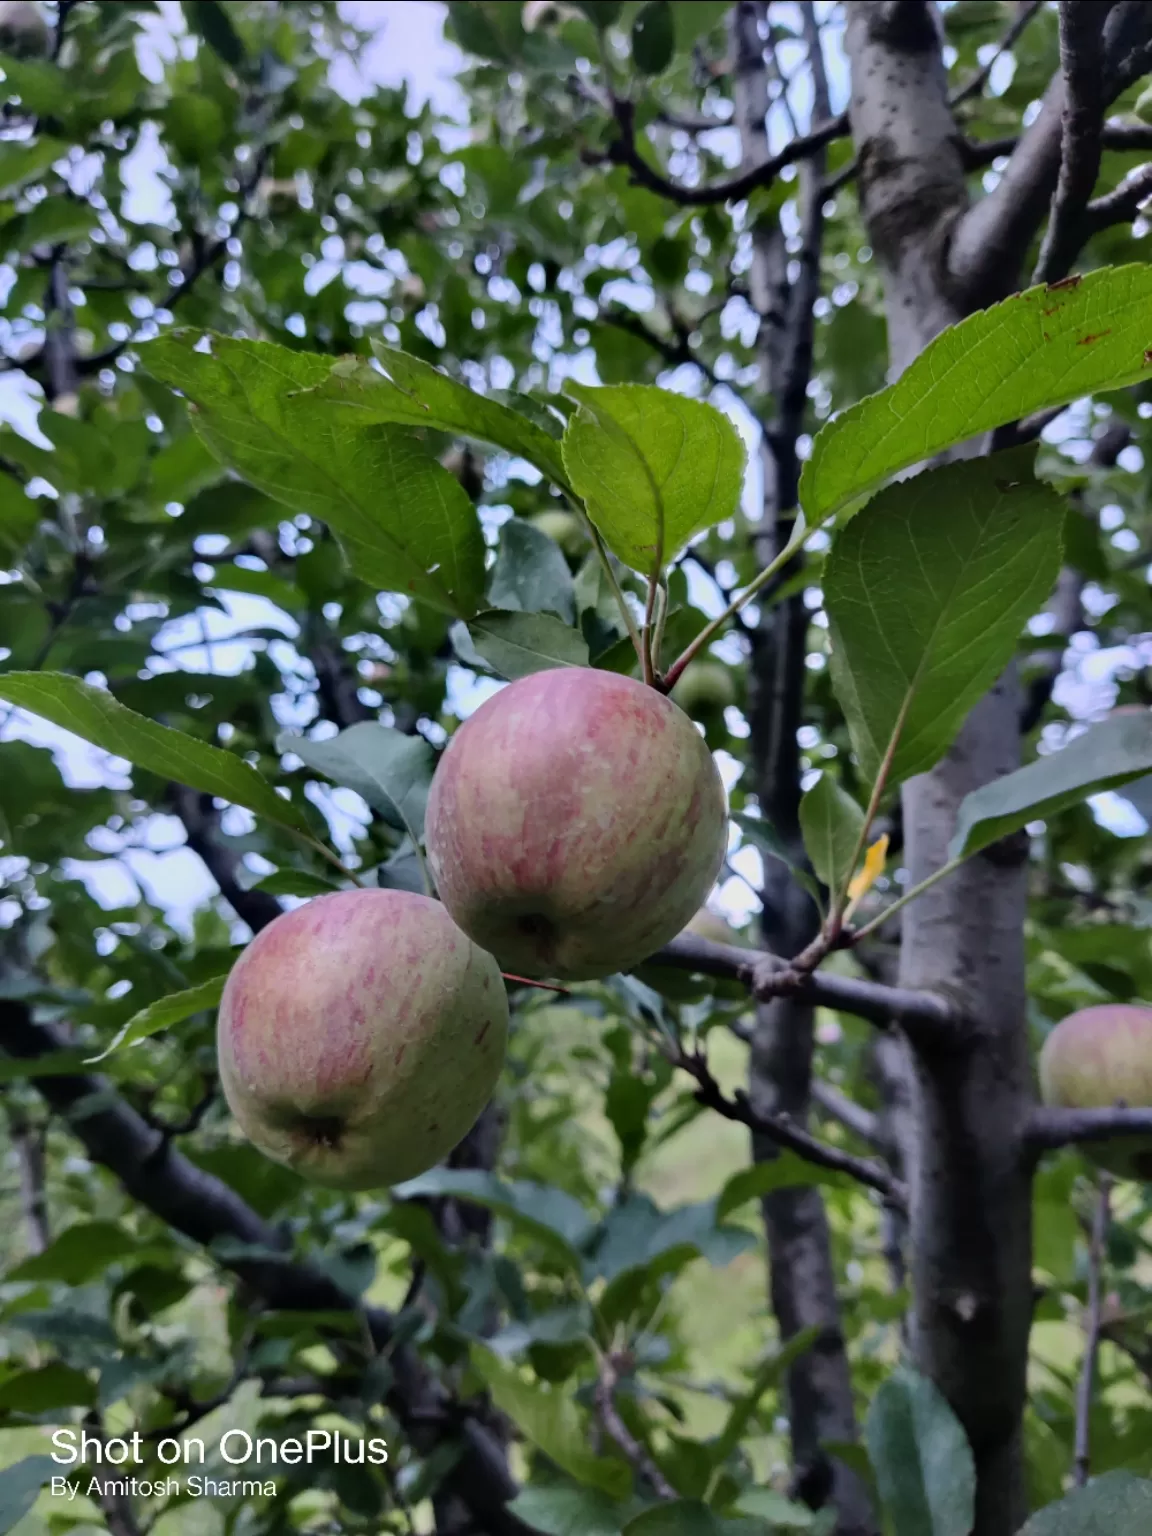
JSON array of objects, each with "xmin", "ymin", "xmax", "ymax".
[
  {"xmin": 302, "ymin": 835, "xmax": 365, "ymax": 887},
  {"xmin": 663, "ymin": 516, "xmax": 805, "ymax": 691},
  {"xmin": 566, "ymin": 497, "xmax": 646, "ymax": 670},
  {"xmin": 501, "ymin": 973, "xmax": 570, "ymax": 994}
]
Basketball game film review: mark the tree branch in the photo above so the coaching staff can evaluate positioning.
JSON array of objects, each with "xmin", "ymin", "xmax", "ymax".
[
  {"xmin": 672, "ymin": 1043, "xmax": 906, "ymax": 1207},
  {"xmin": 950, "ymin": 1, "xmax": 1046, "ymax": 110},
  {"xmin": 7, "ymin": 1109, "xmax": 50, "ymax": 1254},
  {"xmin": 593, "ymin": 1352, "xmax": 677, "ymax": 1501},
  {"xmin": 951, "ymin": 0, "xmax": 1152, "ymax": 304},
  {"xmin": 597, "ymin": 94, "xmax": 849, "ymax": 208},
  {"xmin": 1032, "ymin": 2, "xmax": 1110, "ymax": 284},
  {"xmin": 1026, "ymin": 1105, "xmax": 1152, "ymax": 1154},
  {"xmin": 653, "ymin": 933, "xmax": 960, "ymax": 1046},
  {"xmin": 1082, "ymin": 160, "xmax": 1152, "ymax": 232},
  {"xmin": 0, "ymin": 1000, "xmax": 531, "ymax": 1536},
  {"xmin": 1020, "ymin": 421, "xmax": 1131, "ymax": 733},
  {"xmin": 1073, "ymin": 1175, "xmax": 1111, "ymax": 1488},
  {"xmin": 168, "ymin": 783, "xmax": 285, "ymax": 936},
  {"xmin": 811, "ymin": 1080, "xmax": 886, "ymax": 1151}
]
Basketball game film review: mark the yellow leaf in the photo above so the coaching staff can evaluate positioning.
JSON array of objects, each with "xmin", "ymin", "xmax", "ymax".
[{"xmin": 847, "ymin": 834, "xmax": 889, "ymax": 907}]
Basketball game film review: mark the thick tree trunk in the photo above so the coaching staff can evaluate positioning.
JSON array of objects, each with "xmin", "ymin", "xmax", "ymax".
[{"xmin": 844, "ymin": 5, "xmax": 1036, "ymax": 1529}]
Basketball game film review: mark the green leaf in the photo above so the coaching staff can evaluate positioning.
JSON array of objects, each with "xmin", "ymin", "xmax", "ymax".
[
  {"xmin": 573, "ymin": 2, "xmax": 623, "ymax": 27},
  {"xmin": 731, "ymin": 1488, "xmax": 819, "ymax": 1528},
  {"xmin": 799, "ymin": 773, "xmax": 866, "ymax": 893},
  {"xmin": 508, "ymin": 1484, "xmax": 629, "ymax": 1536},
  {"xmin": 623, "ymin": 1503, "xmax": 765, "ymax": 1535},
  {"xmin": 803, "ymin": 264, "xmax": 1152, "ymax": 523},
  {"xmin": 446, "ymin": 1, "xmax": 514, "ymax": 61},
  {"xmin": 465, "ymin": 608, "xmax": 590, "ymax": 679},
  {"xmin": 206, "ymin": 561, "xmax": 300, "ymax": 609},
  {"xmin": 278, "ymin": 722, "xmax": 435, "ymax": 845},
  {"xmin": 949, "ymin": 710, "xmax": 1152, "ymax": 859},
  {"xmin": 306, "ymin": 343, "xmax": 570, "ymax": 488},
  {"xmin": 0, "ymin": 1457, "xmax": 55, "ymax": 1536},
  {"xmin": 0, "ymin": 137, "xmax": 66, "ymax": 197},
  {"xmin": 181, "ymin": 0, "xmax": 246, "ymax": 67},
  {"xmin": 1, "ymin": 196, "xmax": 98, "ymax": 254},
  {"xmin": 0, "ymin": 57, "xmax": 65, "ymax": 117},
  {"xmin": 489, "ymin": 517, "xmax": 576, "ymax": 623},
  {"xmin": 632, "ymin": 1, "xmax": 675, "ymax": 73},
  {"xmin": 823, "ymin": 450, "xmax": 1064, "ymax": 787},
  {"xmin": 0, "ymin": 1364, "xmax": 96, "ymax": 1413},
  {"xmin": 165, "ymin": 93, "xmax": 226, "ymax": 163},
  {"xmin": 0, "ymin": 475, "xmax": 39, "ymax": 555},
  {"xmin": 717, "ymin": 1154, "xmax": 853, "ymax": 1221},
  {"xmin": 864, "ymin": 1368, "xmax": 976, "ymax": 1536},
  {"xmin": 712, "ymin": 1328, "xmax": 825, "ymax": 1469},
  {"xmin": 85, "ymin": 974, "xmax": 227, "ymax": 1064},
  {"xmin": 8, "ymin": 1221, "xmax": 138, "ymax": 1284},
  {"xmin": 590, "ymin": 1194, "xmax": 754, "ymax": 1293},
  {"xmin": 561, "ymin": 384, "xmax": 745, "ymax": 575},
  {"xmin": 670, "ymin": 1, "xmax": 732, "ymax": 49},
  {"xmin": 250, "ymin": 869, "xmax": 343, "ymax": 898},
  {"xmin": 395, "ymin": 1168, "xmax": 594, "ymax": 1266},
  {"xmin": 0, "ymin": 672, "xmax": 310, "ymax": 834},
  {"xmin": 1018, "ymin": 1472, "xmax": 1152, "ymax": 1534},
  {"xmin": 141, "ymin": 332, "xmax": 487, "ymax": 617},
  {"xmin": 0, "ymin": 1050, "xmax": 104, "ymax": 1084},
  {"xmin": 470, "ymin": 1345, "xmax": 631, "ymax": 1497}
]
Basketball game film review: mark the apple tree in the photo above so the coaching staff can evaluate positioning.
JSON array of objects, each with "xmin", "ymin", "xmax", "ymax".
[{"xmin": 2, "ymin": 4, "xmax": 1152, "ymax": 1536}]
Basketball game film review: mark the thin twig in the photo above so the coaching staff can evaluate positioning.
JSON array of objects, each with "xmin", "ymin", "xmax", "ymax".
[
  {"xmin": 1073, "ymin": 1174, "xmax": 1112, "ymax": 1487},
  {"xmin": 950, "ymin": 1, "xmax": 1046, "ymax": 109},
  {"xmin": 593, "ymin": 1351, "xmax": 677, "ymax": 1500},
  {"xmin": 811, "ymin": 1080, "xmax": 886, "ymax": 1151},
  {"xmin": 1033, "ymin": 3, "xmax": 1111, "ymax": 283},
  {"xmin": 672, "ymin": 1042, "xmax": 906, "ymax": 1206},
  {"xmin": 597, "ymin": 94, "xmax": 849, "ymax": 208},
  {"xmin": 1083, "ymin": 160, "xmax": 1152, "ymax": 232}
]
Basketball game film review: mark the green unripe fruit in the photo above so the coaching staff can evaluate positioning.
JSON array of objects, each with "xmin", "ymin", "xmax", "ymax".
[
  {"xmin": 672, "ymin": 661, "xmax": 737, "ymax": 719},
  {"xmin": 528, "ymin": 511, "xmax": 586, "ymax": 559},
  {"xmin": 1038, "ymin": 1004, "xmax": 1152, "ymax": 1179}
]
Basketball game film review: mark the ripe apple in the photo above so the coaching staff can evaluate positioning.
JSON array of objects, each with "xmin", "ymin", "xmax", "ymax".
[
  {"xmin": 1038, "ymin": 1003, "xmax": 1152, "ymax": 1179},
  {"xmin": 217, "ymin": 889, "xmax": 508, "ymax": 1190},
  {"xmin": 425, "ymin": 667, "xmax": 728, "ymax": 980}
]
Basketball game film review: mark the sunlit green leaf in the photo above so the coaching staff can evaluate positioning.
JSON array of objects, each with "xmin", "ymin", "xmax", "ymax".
[
  {"xmin": 824, "ymin": 450, "xmax": 1064, "ymax": 787},
  {"xmin": 561, "ymin": 383, "xmax": 745, "ymax": 575},
  {"xmin": 141, "ymin": 332, "xmax": 487, "ymax": 617},
  {"xmin": 305, "ymin": 343, "xmax": 570, "ymax": 488},
  {"xmin": 465, "ymin": 608, "xmax": 589, "ymax": 679},
  {"xmin": 0, "ymin": 673, "xmax": 310, "ymax": 834},
  {"xmin": 799, "ymin": 773, "xmax": 866, "ymax": 894},
  {"xmin": 471, "ymin": 1345, "xmax": 631, "ymax": 1497},
  {"xmin": 804, "ymin": 264, "xmax": 1152, "ymax": 523},
  {"xmin": 278, "ymin": 722, "xmax": 435, "ymax": 846},
  {"xmin": 950, "ymin": 709, "xmax": 1152, "ymax": 859}
]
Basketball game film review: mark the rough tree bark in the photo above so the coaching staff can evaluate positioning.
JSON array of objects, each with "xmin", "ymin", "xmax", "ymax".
[
  {"xmin": 844, "ymin": 5, "xmax": 1036, "ymax": 1529},
  {"xmin": 733, "ymin": 5, "xmax": 875, "ymax": 1529}
]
